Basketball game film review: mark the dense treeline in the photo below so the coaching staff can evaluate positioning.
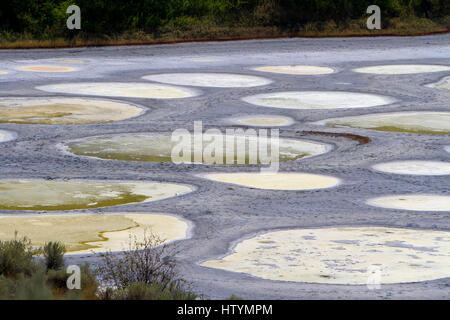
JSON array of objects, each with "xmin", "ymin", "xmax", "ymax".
[{"xmin": 0, "ymin": 0, "xmax": 448, "ymax": 42}]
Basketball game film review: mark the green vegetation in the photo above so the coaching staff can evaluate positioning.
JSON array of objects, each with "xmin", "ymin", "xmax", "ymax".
[
  {"xmin": 97, "ymin": 232, "xmax": 198, "ymax": 300},
  {"xmin": 0, "ymin": 0, "xmax": 448, "ymax": 48},
  {"xmin": 0, "ymin": 233, "xmax": 198, "ymax": 300}
]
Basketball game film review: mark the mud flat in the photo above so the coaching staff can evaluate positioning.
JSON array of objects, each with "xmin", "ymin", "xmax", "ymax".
[
  {"xmin": 353, "ymin": 64, "xmax": 450, "ymax": 75},
  {"xmin": 313, "ymin": 111, "xmax": 450, "ymax": 134},
  {"xmin": 142, "ymin": 73, "xmax": 272, "ymax": 88},
  {"xmin": 253, "ymin": 65, "xmax": 334, "ymax": 75},
  {"xmin": 242, "ymin": 91, "xmax": 395, "ymax": 110},
  {"xmin": 201, "ymin": 227, "xmax": 450, "ymax": 284},
  {"xmin": 36, "ymin": 82, "xmax": 200, "ymax": 99},
  {"xmin": 372, "ymin": 160, "xmax": 450, "ymax": 175},
  {"xmin": 0, "ymin": 130, "xmax": 16, "ymax": 143},
  {"xmin": 0, "ymin": 213, "xmax": 188, "ymax": 254},
  {"xmin": 0, "ymin": 180, "xmax": 193, "ymax": 211},
  {"xmin": 229, "ymin": 115, "xmax": 294, "ymax": 127},
  {"xmin": 0, "ymin": 97, "xmax": 144, "ymax": 125},
  {"xmin": 367, "ymin": 194, "xmax": 450, "ymax": 212},
  {"xmin": 63, "ymin": 133, "xmax": 331, "ymax": 164},
  {"xmin": 199, "ymin": 172, "xmax": 340, "ymax": 190},
  {"xmin": 19, "ymin": 65, "xmax": 76, "ymax": 72}
]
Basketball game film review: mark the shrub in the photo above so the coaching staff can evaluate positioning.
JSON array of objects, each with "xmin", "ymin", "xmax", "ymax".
[
  {"xmin": 96, "ymin": 231, "xmax": 197, "ymax": 300},
  {"xmin": 43, "ymin": 241, "xmax": 66, "ymax": 271},
  {"xmin": 103, "ymin": 281, "xmax": 197, "ymax": 300},
  {"xmin": 0, "ymin": 235, "xmax": 37, "ymax": 278}
]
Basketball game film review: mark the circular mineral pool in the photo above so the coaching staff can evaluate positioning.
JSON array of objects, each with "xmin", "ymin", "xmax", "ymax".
[
  {"xmin": 199, "ymin": 172, "xmax": 340, "ymax": 190},
  {"xmin": 367, "ymin": 194, "xmax": 450, "ymax": 212},
  {"xmin": 36, "ymin": 82, "xmax": 200, "ymax": 99},
  {"xmin": 142, "ymin": 73, "xmax": 272, "ymax": 88},
  {"xmin": 0, "ymin": 213, "xmax": 188, "ymax": 254},
  {"xmin": 230, "ymin": 115, "xmax": 294, "ymax": 127},
  {"xmin": 353, "ymin": 64, "xmax": 450, "ymax": 75},
  {"xmin": 201, "ymin": 227, "xmax": 450, "ymax": 284},
  {"xmin": 253, "ymin": 65, "xmax": 334, "ymax": 75},
  {"xmin": 19, "ymin": 65, "xmax": 76, "ymax": 72},
  {"xmin": 242, "ymin": 91, "xmax": 395, "ymax": 110},
  {"xmin": 0, "ymin": 130, "xmax": 16, "ymax": 143},
  {"xmin": 314, "ymin": 111, "xmax": 450, "ymax": 135},
  {"xmin": 0, "ymin": 180, "xmax": 193, "ymax": 211},
  {"xmin": 58, "ymin": 59, "xmax": 86, "ymax": 64},
  {"xmin": 372, "ymin": 160, "xmax": 450, "ymax": 176},
  {"xmin": 63, "ymin": 133, "xmax": 331, "ymax": 165},
  {"xmin": 0, "ymin": 97, "xmax": 144, "ymax": 125}
]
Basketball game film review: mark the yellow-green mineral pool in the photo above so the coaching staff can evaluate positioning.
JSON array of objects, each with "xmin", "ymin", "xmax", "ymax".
[
  {"xmin": 229, "ymin": 115, "xmax": 294, "ymax": 127},
  {"xmin": 0, "ymin": 213, "xmax": 189, "ymax": 254},
  {"xmin": 0, "ymin": 130, "xmax": 15, "ymax": 143},
  {"xmin": 353, "ymin": 64, "xmax": 450, "ymax": 75},
  {"xmin": 199, "ymin": 172, "xmax": 340, "ymax": 191},
  {"xmin": 0, "ymin": 180, "xmax": 193, "ymax": 211},
  {"xmin": 367, "ymin": 194, "xmax": 450, "ymax": 212},
  {"xmin": 0, "ymin": 97, "xmax": 144, "ymax": 125},
  {"xmin": 253, "ymin": 65, "xmax": 334, "ymax": 75},
  {"xmin": 36, "ymin": 82, "xmax": 200, "ymax": 99},
  {"xmin": 142, "ymin": 73, "xmax": 272, "ymax": 88},
  {"xmin": 63, "ymin": 132, "xmax": 331, "ymax": 164},
  {"xmin": 373, "ymin": 160, "xmax": 450, "ymax": 176},
  {"xmin": 314, "ymin": 111, "xmax": 450, "ymax": 135},
  {"xmin": 242, "ymin": 91, "xmax": 395, "ymax": 110},
  {"xmin": 19, "ymin": 65, "xmax": 76, "ymax": 72},
  {"xmin": 427, "ymin": 76, "xmax": 450, "ymax": 91},
  {"xmin": 201, "ymin": 227, "xmax": 450, "ymax": 284}
]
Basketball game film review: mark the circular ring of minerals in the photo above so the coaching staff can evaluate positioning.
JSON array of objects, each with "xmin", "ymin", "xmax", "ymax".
[
  {"xmin": 229, "ymin": 115, "xmax": 295, "ymax": 127},
  {"xmin": 353, "ymin": 64, "xmax": 450, "ymax": 75},
  {"xmin": 253, "ymin": 65, "xmax": 334, "ymax": 75},
  {"xmin": 199, "ymin": 172, "xmax": 341, "ymax": 190},
  {"xmin": 313, "ymin": 111, "xmax": 450, "ymax": 135},
  {"xmin": 0, "ymin": 130, "xmax": 16, "ymax": 143},
  {"xmin": 19, "ymin": 65, "xmax": 76, "ymax": 72},
  {"xmin": 242, "ymin": 91, "xmax": 395, "ymax": 110},
  {"xmin": 366, "ymin": 194, "xmax": 450, "ymax": 212},
  {"xmin": 62, "ymin": 132, "xmax": 332, "ymax": 165},
  {"xmin": 201, "ymin": 227, "xmax": 450, "ymax": 284},
  {"xmin": 0, "ymin": 213, "xmax": 189, "ymax": 254},
  {"xmin": 142, "ymin": 73, "xmax": 272, "ymax": 88},
  {"xmin": 36, "ymin": 82, "xmax": 200, "ymax": 99},
  {"xmin": 0, "ymin": 97, "xmax": 145, "ymax": 125},
  {"xmin": 0, "ymin": 180, "xmax": 193, "ymax": 211},
  {"xmin": 372, "ymin": 160, "xmax": 450, "ymax": 176}
]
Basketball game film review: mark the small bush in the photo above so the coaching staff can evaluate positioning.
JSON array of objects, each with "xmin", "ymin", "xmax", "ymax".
[
  {"xmin": 43, "ymin": 241, "xmax": 66, "ymax": 271},
  {"xmin": 96, "ymin": 231, "xmax": 197, "ymax": 300},
  {"xmin": 0, "ymin": 236, "xmax": 37, "ymax": 278}
]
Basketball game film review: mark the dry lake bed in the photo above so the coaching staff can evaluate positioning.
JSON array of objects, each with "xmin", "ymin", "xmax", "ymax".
[{"xmin": 0, "ymin": 34, "xmax": 449, "ymax": 299}]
